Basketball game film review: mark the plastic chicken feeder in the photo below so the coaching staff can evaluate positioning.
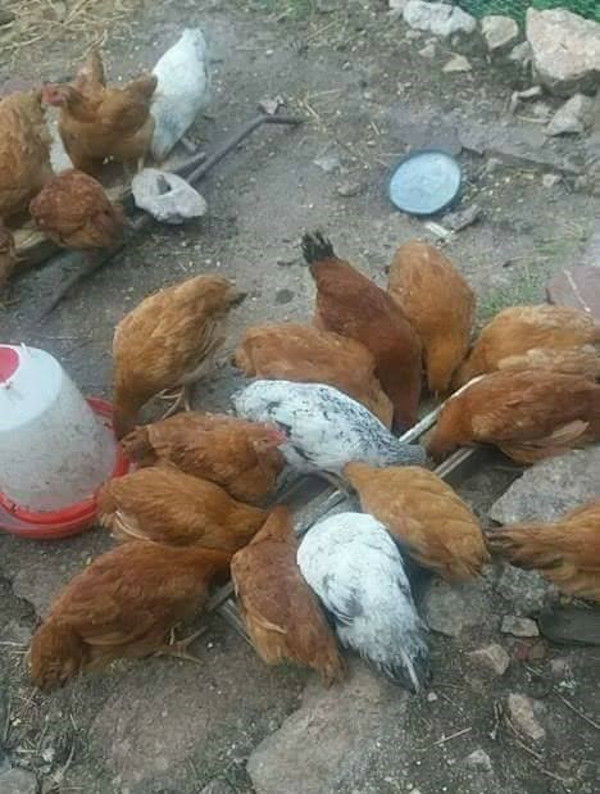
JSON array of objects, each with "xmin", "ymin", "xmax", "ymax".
[{"xmin": 0, "ymin": 345, "xmax": 128, "ymax": 539}]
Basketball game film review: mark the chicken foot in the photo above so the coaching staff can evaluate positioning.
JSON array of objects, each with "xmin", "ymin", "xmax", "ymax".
[
  {"xmin": 154, "ymin": 626, "xmax": 208, "ymax": 663},
  {"xmin": 156, "ymin": 385, "xmax": 192, "ymax": 418}
]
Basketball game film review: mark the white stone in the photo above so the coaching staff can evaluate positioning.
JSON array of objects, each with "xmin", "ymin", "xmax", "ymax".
[
  {"xmin": 542, "ymin": 173, "xmax": 561, "ymax": 188},
  {"xmin": 481, "ymin": 15, "xmax": 519, "ymax": 53},
  {"xmin": 403, "ymin": 1, "xmax": 476, "ymax": 38},
  {"xmin": 507, "ymin": 694, "xmax": 546, "ymax": 741},
  {"xmin": 547, "ymin": 94, "xmax": 594, "ymax": 136},
  {"xmin": 443, "ymin": 54, "xmax": 471, "ymax": 73},
  {"xmin": 527, "ymin": 8, "xmax": 600, "ymax": 96},
  {"xmin": 418, "ymin": 42, "xmax": 436, "ymax": 58},
  {"xmin": 501, "ymin": 615, "xmax": 539, "ymax": 638},
  {"xmin": 132, "ymin": 169, "xmax": 207, "ymax": 225}
]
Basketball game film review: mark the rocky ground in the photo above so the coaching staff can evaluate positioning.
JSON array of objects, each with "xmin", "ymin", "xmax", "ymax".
[{"xmin": 2, "ymin": 1, "xmax": 600, "ymax": 793}]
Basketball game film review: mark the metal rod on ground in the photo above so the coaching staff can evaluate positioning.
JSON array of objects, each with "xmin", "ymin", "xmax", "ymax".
[{"xmin": 36, "ymin": 112, "xmax": 305, "ymax": 322}]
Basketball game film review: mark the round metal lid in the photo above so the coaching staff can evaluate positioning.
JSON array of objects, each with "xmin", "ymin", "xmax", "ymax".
[{"xmin": 389, "ymin": 149, "xmax": 462, "ymax": 216}]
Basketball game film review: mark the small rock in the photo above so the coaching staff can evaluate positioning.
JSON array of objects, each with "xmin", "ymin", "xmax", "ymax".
[
  {"xmin": 490, "ymin": 447, "xmax": 600, "ymax": 524},
  {"xmin": 336, "ymin": 181, "xmax": 363, "ymax": 198},
  {"xmin": 464, "ymin": 748, "xmax": 493, "ymax": 773},
  {"xmin": 542, "ymin": 172, "xmax": 561, "ymax": 188},
  {"xmin": 443, "ymin": 54, "xmax": 472, "ymax": 73},
  {"xmin": 0, "ymin": 9, "xmax": 15, "ymax": 25},
  {"xmin": 501, "ymin": 616, "xmax": 539, "ymax": 638},
  {"xmin": 491, "ymin": 562, "xmax": 554, "ymax": 616},
  {"xmin": 0, "ymin": 768, "xmax": 37, "ymax": 794},
  {"xmin": 469, "ymin": 643, "xmax": 510, "ymax": 676},
  {"xmin": 403, "ymin": 0, "xmax": 476, "ymax": 37},
  {"xmin": 418, "ymin": 42, "xmax": 436, "ymax": 58},
  {"xmin": 275, "ymin": 289, "xmax": 294, "ymax": 305},
  {"xmin": 41, "ymin": 747, "xmax": 55, "ymax": 764},
  {"xmin": 200, "ymin": 780, "xmax": 235, "ymax": 794},
  {"xmin": 509, "ymin": 41, "xmax": 532, "ymax": 67},
  {"xmin": 427, "ymin": 691, "xmax": 438, "ymax": 702},
  {"xmin": 423, "ymin": 579, "xmax": 487, "ymax": 637},
  {"xmin": 547, "ymin": 94, "xmax": 594, "ymax": 136},
  {"xmin": 442, "ymin": 203, "xmax": 481, "ymax": 231},
  {"xmin": 258, "ymin": 96, "xmax": 285, "ymax": 115},
  {"xmin": 314, "ymin": 152, "xmax": 341, "ymax": 173},
  {"xmin": 549, "ymin": 657, "xmax": 572, "ymax": 678},
  {"xmin": 547, "ymin": 265, "xmax": 600, "ymax": 317},
  {"xmin": 481, "ymin": 15, "xmax": 519, "ymax": 54},
  {"xmin": 507, "ymin": 694, "xmax": 546, "ymax": 741},
  {"xmin": 527, "ymin": 8, "xmax": 600, "ymax": 96}
]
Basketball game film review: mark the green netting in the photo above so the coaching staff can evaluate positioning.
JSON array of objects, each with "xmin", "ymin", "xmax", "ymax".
[{"xmin": 457, "ymin": 0, "xmax": 600, "ymax": 24}]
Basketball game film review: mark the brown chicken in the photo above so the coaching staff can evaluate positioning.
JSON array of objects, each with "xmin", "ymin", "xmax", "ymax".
[
  {"xmin": 388, "ymin": 241, "xmax": 474, "ymax": 394},
  {"xmin": 453, "ymin": 305, "xmax": 600, "ymax": 387},
  {"xmin": 301, "ymin": 232, "xmax": 422, "ymax": 431},
  {"xmin": 487, "ymin": 501, "xmax": 600, "ymax": 602},
  {"xmin": 97, "ymin": 466, "xmax": 267, "ymax": 549},
  {"xmin": 112, "ymin": 274, "xmax": 243, "ymax": 438},
  {"xmin": 495, "ymin": 345, "xmax": 600, "ymax": 381},
  {"xmin": 29, "ymin": 541, "xmax": 231, "ymax": 689},
  {"xmin": 42, "ymin": 48, "xmax": 157, "ymax": 175},
  {"xmin": 0, "ymin": 220, "xmax": 16, "ymax": 290},
  {"xmin": 234, "ymin": 323, "xmax": 393, "ymax": 428},
  {"xmin": 29, "ymin": 169, "xmax": 124, "ymax": 250},
  {"xmin": 344, "ymin": 463, "xmax": 488, "ymax": 581},
  {"xmin": 0, "ymin": 90, "xmax": 52, "ymax": 219},
  {"xmin": 231, "ymin": 506, "xmax": 345, "ymax": 685},
  {"xmin": 427, "ymin": 369, "xmax": 600, "ymax": 464},
  {"xmin": 121, "ymin": 412, "xmax": 285, "ymax": 504}
]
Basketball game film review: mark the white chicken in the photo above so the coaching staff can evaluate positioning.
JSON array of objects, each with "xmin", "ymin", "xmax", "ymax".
[
  {"xmin": 297, "ymin": 512, "xmax": 429, "ymax": 692},
  {"xmin": 151, "ymin": 29, "xmax": 210, "ymax": 161},
  {"xmin": 232, "ymin": 380, "xmax": 426, "ymax": 477}
]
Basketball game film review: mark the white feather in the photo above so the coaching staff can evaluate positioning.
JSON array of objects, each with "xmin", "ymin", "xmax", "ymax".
[
  {"xmin": 151, "ymin": 29, "xmax": 209, "ymax": 161},
  {"xmin": 297, "ymin": 512, "xmax": 429, "ymax": 691},
  {"xmin": 233, "ymin": 380, "xmax": 425, "ymax": 474}
]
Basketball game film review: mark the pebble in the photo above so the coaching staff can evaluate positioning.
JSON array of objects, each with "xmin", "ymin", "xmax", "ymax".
[
  {"xmin": 442, "ymin": 54, "xmax": 472, "ymax": 73},
  {"xmin": 549, "ymin": 657, "xmax": 572, "ymax": 678},
  {"xmin": 427, "ymin": 691, "xmax": 438, "ymax": 702},
  {"xmin": 501, "ymin": 615, "xmax": 540, "ymax": 638},
  {"xmin": 468, "ymin": 643, "xmax": 510, "ymax": 676},
  {"xmin": 507, "ymin": 693, "xmax": 546, "ymax": 741},
  {"xmin": 336, "ymin": 181, "xmax": 363, "ymax": 197},
  {"xmin": 418, "ymin": 42, "xmax": 436, "ymax": 58},
  {"xmin": 464, "ymin": 748, "xmax": 493, "ymax": 773}
]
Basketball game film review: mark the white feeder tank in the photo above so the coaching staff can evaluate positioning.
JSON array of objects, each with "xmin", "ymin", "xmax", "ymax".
[{"xmin": 0, "ymin": 344, "xmax": 117, "ymax": 512}]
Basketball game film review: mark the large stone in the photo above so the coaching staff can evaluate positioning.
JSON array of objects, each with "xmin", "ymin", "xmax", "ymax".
[
  {"xmin": 489, "ymin": 447, "xmax": 600, "ymax": 524},
  {"xmin": 403, "ymin": 1, "xmax": 476, "ymax": 38},
  {"xmin": 247, "ymin": 663, "xmax": 409, "ymax": 794},
  {"xmin": 547, "ymin": 94, "xmax": 594, "ymax": 136},
  {"xmin": 0, "ymin": 768, "xmax": 37, "ymax": 794},
  {"xmin": 422, "ymin": 579, "xmax": 487, "ymax": 637},
  {"xmin": 507, "ymin": 694, "xmax": 546, "ymax": 741},
  {"xmin": 481, "ymin": 15, "xmax": 519, "ymax": 54},
  {"xmin": 526, "ymin": 8, "xmax": 600, "ymax": 96},
  {"xmin": 547, "ymin": 266, "xmax": 600, "ymax": 319}
]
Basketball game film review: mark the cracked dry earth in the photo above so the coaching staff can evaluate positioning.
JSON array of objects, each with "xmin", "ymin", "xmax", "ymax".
[{"xmin": 1, "ymin": 1, "xmax": 600, "ymax": 793}]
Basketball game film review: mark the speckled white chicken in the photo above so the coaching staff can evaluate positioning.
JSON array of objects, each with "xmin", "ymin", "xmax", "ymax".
[
  {"xmin": 297, "ymin": 511, "xmax": 430, "ymax": 691},
  {"xmin": 232, "ymin": 380, "xmax": 426, "ymax": 476},
  {"xmin": 150, "ymin": 29, "xmax": 209, "ymax": 161}
]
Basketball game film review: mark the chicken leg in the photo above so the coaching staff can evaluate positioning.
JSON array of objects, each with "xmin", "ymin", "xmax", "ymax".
[{"xmin": 154, "ymin": 626, "xmax": 208, "ymax": 663}]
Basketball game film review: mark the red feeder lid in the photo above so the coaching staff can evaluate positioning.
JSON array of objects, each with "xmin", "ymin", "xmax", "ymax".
[{"xmin": 0, "ymin": 346, "xmax": 19, "ymax": 383}]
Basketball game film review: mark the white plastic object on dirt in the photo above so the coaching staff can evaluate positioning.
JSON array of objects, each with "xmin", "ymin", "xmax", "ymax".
[
  {"xmin": 132, "ymin": 168, "xmax": 207, "ymax": 224},
  {"xmin": 150, "ymin": 28, "xmax": 209, "ymax": 162},
  {"xmin": 0, "ymin": 345, "xmax": 116, "ymax": 511}
]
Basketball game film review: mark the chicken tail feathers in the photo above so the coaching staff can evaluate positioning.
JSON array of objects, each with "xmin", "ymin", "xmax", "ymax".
[
  {"xmin": 120, "ymin": 426, "xmax": 156, "ymax": 466},
  {"xmin": 29, "ymin": 619, "xmax": 87, "ymax": 690},
  {"xmin": 301, "ymin": 231, "xmax": 335, "ymax": 265}
]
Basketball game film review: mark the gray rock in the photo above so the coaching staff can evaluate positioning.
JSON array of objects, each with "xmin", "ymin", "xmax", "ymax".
[
  {"xmin": 132, "ymin": 169, "xmax": 207, "ymax": 225},
  {"xmin": 509, "ymin": 41, "xmax": 532, "ymax": 67},
  {"xmin": 464, "ymin": 748, "xmax": 493, "ymax": 773},
  {"xmin": 468, "ymin": 643, "xmax": 510, "ymax": 676},
  {"xmin": 443, "ymin": 54, "xmax": 472, "ymax": 73},
  {"xmin": 527, "ymin": 8, "xmax": 600, "ymax": 96},
  {"xmin": 481, "ymin": 15, "xmax": 519, "ymax": 54},
  {"xmin": 247, "ymin": 663, "xmax": 409, "ymax": 794},
  {"xmin": 336, "ymin": 181, "xmax": 363, "ymax": 197},
  {"xmin": 542, "ymin": 173, "xmax": 561, "ymax": 188},
  {"xmin": 547, "ymin": 94, "xmax": 594, "ymax": 136},
  {"xmin": 403, "ymin": 0, "xmax": 476, "ymax": 38},
  {"xmin": 490, "ymin": 447, "xmax": 600, "ymax": 524},
  {"xmin": 549, "ymin": 657, "xmax": 572, "ymax": 678},
  {"xmin": 501, "ymin": 615, "xmax": 539, "ymax": 638},
  {"xmin": 422, "ymin": 579, "xmax": 487, "ymax": 637},
  {"xmin": 490, "ymin": 561, "xmax": 555, "ymax": 616},
  {"xmin": 418, "ymin": 42, "xmax": 436, "ymax": 59},
  {"xmin": 200, "ymin": 781, "xmax": 234, "ymax": 794},
  {"xmin": 313, "ymin": 152, "xmax": 341, "ymax": 173},
  {"xmin": 0, "ymin": 768, "xmax": 37, "ymax": 794},
  {"xmin": 507, "ymin": 694, "xmax": 546, "ymax": 741}
]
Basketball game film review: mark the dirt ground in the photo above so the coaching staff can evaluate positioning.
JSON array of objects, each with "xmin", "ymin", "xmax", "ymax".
[{"xmin": 1, "ymin": 1, "xmax": 600, "ymax": 792}]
